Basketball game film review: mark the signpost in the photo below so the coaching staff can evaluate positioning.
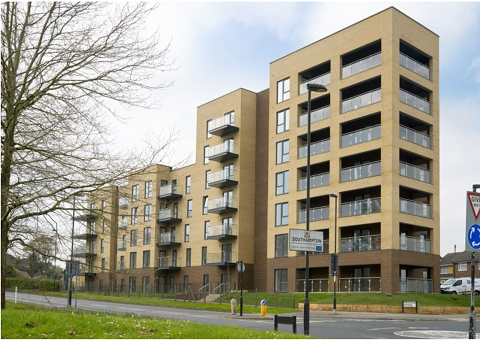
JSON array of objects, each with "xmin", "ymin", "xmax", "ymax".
[
  {"xmin": 237, "ymin": 261, "xmax": 245, "ymax": 316},
  {"xmin": 289, "ymin": 229, "xmax": 324, "ymax": 252}
]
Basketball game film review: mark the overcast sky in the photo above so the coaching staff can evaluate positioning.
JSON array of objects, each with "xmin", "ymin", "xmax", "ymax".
[{"xmin": 110, "ymin": 2, "xmax": 480, "ymax": 257}]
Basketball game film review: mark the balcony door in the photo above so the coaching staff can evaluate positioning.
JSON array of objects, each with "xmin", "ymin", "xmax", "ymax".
[
  {"xmin": 222, "ymin": 243, "xmax": 232, "ymax": 262},
  {"xmin": 223, "ymin": 191, "xmax": 233, "ymax": 207},
  {"xmin": 353, "ymin": 267, "xmax": 370, "ymax": 292},
  {"xmin": 171, "ymin": 226, "xmax": 176, "ymax": 243},
  {"xmin": 354, "ymin": 229, "xmax": 371, "ymax": 251}
]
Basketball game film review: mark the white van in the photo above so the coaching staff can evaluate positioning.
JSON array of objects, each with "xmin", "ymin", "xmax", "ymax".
[{"xmin": 440, "ymin": 277, "xmax": 480, "ymax": 295}]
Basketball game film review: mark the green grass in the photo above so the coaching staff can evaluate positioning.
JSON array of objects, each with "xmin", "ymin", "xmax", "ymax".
[{"xmin": 1, "ymin": 303, "xmax": 308, "ymax": 339}]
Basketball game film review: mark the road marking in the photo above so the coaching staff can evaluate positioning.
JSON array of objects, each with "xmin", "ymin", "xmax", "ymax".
[
  {"xmin": 394, "ymin": 330, "xmax": 478, "ymax": 339},
  {"xmin": 368, "ymin": 327, "xmax": 402, "ymax": 331}
]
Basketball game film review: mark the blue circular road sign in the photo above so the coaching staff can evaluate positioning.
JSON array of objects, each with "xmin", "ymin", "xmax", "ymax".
[
  {"xmin": 261, "ymin": 299, "xmax": 267, "ymax": 306},
  {"xmin": 468, "ymin": 224, "xmax": 480, "ymax": 249}
]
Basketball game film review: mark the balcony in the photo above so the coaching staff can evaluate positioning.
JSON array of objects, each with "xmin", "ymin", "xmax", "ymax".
[
  {"xmin": 208, "ymin": 115, "xmax": 239, "ymax": 137},
  {"xmin": 157, "ymin": 232, "xmax": 182, "ymax": 247},
  {"xmin": 299, "ymin": 139, "xmax": 330, "ymax": 159},
  {"xmin": 79, "ymin": 264, "xmax": 96, "ymax": 276},
  {"xmin": 400, "ymin": 162, "xmax": 431, "ymax": 183},
  {"xmin": 206, "ymin": 224, "xmax": 237, "ymax": 240},
  {"xmin": 72, "ymin": 245, "xmax": 96, "ymax": 258},
  {"xmin": 299, "ymin": 72, "xmax": 331, "ymax": 95},
  {"xmin": 400, "ymin": 235, "xmax": 431, "ymax": 253},
  {"xmin": 119, "ymin": 221, "xmax": 127, "ymax": 230},
  {"xmin": 118, "ymin": 261, "xmax": 127, "ymax": 272},
  {"xmin": 209, "ymin": 141, "xmax": 238, "ymax": 162},
  {"xmin": 342, "ymin": 52, "xmax": 381, "ymax": 79},
  {"xmin": 158, "ymin": 185, "xmax": 183, "ymax": 200},
  {"xmin": 400, "ymin": 89, "xmax": 430, "ymax": 114},
  {"xmin": 157, "ymin": 208, "xmax": 182, "ymax": 223},
  {"xmin": 208, "ymin": 169, "xmax": 238, "ymax": 188},
  {"xmin": 298, "ymin": 206, "xmax": 329, "ymax": 223},
  {"xmin": 341, "ymin": 161, "xmax": 381, "ymax": 183},
  {"xmin": 298, "ymin": 172, "xmax": 330, "ymax": 191},
  {"xmin": 338, "ymin": 277, "xmax": 381, "ymax": 292},
  {"xmin": 297, "ymin": 278, "xmax": 330, "ymax": 293},
  {"xmin": 119, "ymin": 197, "xmax": 128, "ymax": 209},
  {"xmin": 340, "ymin": 234, "xmax": 381, "ymax": 253},
  {"xmin": 299, "ymin": 105, "xmax": 330, "ymax": 127},
  {"xmin": 341, "ymin": 125, "xmax": 381, "ymax": 148},
  {"xmin": 341, "ymin": 198, "xmax": 381, "ymax": 217},
  {"xmin": 72, "ymin": 227, "xmax": 97, "ymax": 240},
  {"xmin": 205, "ymin": 251, "xmax": 237, "ymax": 266},
  {"xmin": 399, "ymin": 198, "xmax": 431, "ymax": 218},
  {"xmin": 207, "ymin": 196, "xmax": 238, "ymax": 214},
  {"xmin": 400, "ymin": 125, "xmax": 431, "ymax": 148},
  {"xmin": 117, "ymin": 240, "xmax": 126, "ymax": 251},
  {"xmin": 399, "ymin": 278, "xmax": 433, "ymax": 293},
  {"xmin": 400, "ymin": 52, "xmax": 430, "ymax": 80},
  {"xmin": 73, "ymin": 212, "xmax": 96, "ymax": 222},
  {"xmin": 157, "ymin": 256, "xmax": 181, "ymax": 271},
  {"xmin": 342, "ymin": 88, "xmax": 381, "ymax": 114}
]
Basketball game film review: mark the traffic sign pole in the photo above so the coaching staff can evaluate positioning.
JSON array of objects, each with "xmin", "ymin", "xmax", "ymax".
[{"xmin": 467, "ymin": 185, "xmax": 480, "ymax": 339}]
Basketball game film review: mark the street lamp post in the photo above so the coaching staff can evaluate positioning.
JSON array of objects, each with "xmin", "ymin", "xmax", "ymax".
[
  {"xmin": 304, "ymin": 83, "xmax": 327, "ymax": 336},
  {"xmin": 68, "ymin": 194, "xmax": 76, "ymax": 307},
  {"xmin": 329, "ymin": 193, "xmax": 338, "ymax": 315}
]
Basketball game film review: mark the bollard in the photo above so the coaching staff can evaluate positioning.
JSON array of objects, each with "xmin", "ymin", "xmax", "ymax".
[
  {"xmin": 261, "ymin": 299, "xmax": 267, "ymax": 317},
  {"xmin": 231, "ymin": 298, "xmax": 237, "ymax": 315},
  {"xmin": 15, "ymin": 287, "xmax": 17, "ymax": 304}
]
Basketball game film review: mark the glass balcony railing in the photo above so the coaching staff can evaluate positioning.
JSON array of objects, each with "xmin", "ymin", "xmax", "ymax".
[
  {"xmin": 207, "ymin": 224, "xmax": 237, "ymax": 238},
  {"xmin": 299, "ymin": 72, "xmax": 331, "ymax": 95},
  {"xmin": 342, "ymin": 52, "xmax": 382, "ymax": 79},
  {"xmin": 341, "ymin": 125, "xmax": 381, "ymax": 148},
  {"xmin": 340, "ymin": 234, "xmax": 381, "ymax": 252},
  {"xmin": 299, "ymin": 105, "xmax": 330, "ymax": 127},
  {"xmin": 299, "ymin": 139, "xmax": 330, "ymax": 159},
  {"xmin": 209, "ymin": 114, "xmax": 238, "ymax": 132},
  {"xmin": 298, "ymin": 206, "xmax": 329, "ymax": 223},
  {"xmin": 158, "ymin": 232, "xmax": 182, "ymax": 244},
  {"xmin": 399, "ymin": 125, "xmax": 431, "ymax": 148},
  {"xmin": 158, "ymin": 208, "xmax": 181, "ymax": 221},
  {"xmin": 400, "ymin": 162, "xmax": 431, "ymax": 183},
  {"xmin": 399, "ymin": 198, "xmax": 431, "ymax": 218},
  {"xmin": 341, "ymin": 198, "xmax": 381, "ymax": 217},
  {"xmin": 117, "ymin": 240, "xmax": 126, "ymax": 251},
  {"xmin": 341, "ymin": 161, "xmax": 381, "ymax": 182},
  {"xmin": 159, "ymin": 185, "xmax": 183, "ymax": 198},
  {"xmin": 118, "ymin": 261, "xmax": 127, "ymax": 271},
  {"xmin": 207, "ymin": 196, "xmax": 238, "ymax": 211},
  {"xmin": 400, "ymin": 89, "xmax": 430, "ymax": 114},
  {"xmin": 298, "ymin": 172, "xmax": 330, "ymax": 191},
  {"xmin": 206, "ymin": 251, "xmax": 237, "ymax": 264},
  {"xmin": 209, "ymin": 169, "xmax": 236, "ymax": 183},
  {"xmin": 119, "ymin": 197, "xmax": 128, "ymax": 208},
  {"xmin": 158, "ymin": 256, "xmax": 180, "ymax": 268},
  {"xmin": 400, "ymin": 53, "xmax": 430, "ymax": 80},
  {"xmin": 209, "ymin": 141, "xmax": 237, "ymax": 158},
  {"xmin": 342, "ymin": 88, "xmax": 381, "ymax": 114},
  {"xmin": 400, "ymin": 235, "xmax": 431, "ymax": 253}
]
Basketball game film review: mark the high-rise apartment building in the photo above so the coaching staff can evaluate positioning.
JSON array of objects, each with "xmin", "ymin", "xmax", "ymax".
[{"xmin": 72, "ymin": 7, "xmax": 440, "ymax": 295}]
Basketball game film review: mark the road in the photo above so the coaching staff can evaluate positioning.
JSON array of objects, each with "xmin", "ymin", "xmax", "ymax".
[{"xmin": 5, "ymin": 292, "xmax": 475, "ymax": 339}]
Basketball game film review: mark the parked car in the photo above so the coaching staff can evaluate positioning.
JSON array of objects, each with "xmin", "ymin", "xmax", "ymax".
[{"xmin": 440, "ymin": 277, "xmax": 480, "ymax": 295}]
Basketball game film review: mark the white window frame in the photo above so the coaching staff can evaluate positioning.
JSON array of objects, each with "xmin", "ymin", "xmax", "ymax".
[{"xmin": 458, "ymin": 262, "xmax": 467, "ymax": 271}]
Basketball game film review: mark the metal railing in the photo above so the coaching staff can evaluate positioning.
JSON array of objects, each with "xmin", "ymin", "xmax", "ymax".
[
  {"xmin": 198, "ymin": 283, "xmax": 210, "ymax": 301},
  {"xmin": 342, "ymin": 52, "xmax": 382, "ymax": 79},
  {"xmin": 206, "ymin": 224, "xmax": 237, "ymax": 238},
  {"xmin": 340, "ymin": 234, "xmax": 381, "ymax": 252},
  {"xmin": 213, "ymin": 283, "xmax": 226, "ymax": 295},
  {"xmin": 159, "ymin": 185, "xmax": 183, "ymax": 197},
  {"xmin": 296, "ymin": 279, "xmax": 330, "ymax": 292},
  {"xmin": 298, "ymin": 206, "xmax": 329, "ymax": 223},
  {"xmin": 341, "ymin": 198, "xmax": 381, "ymax": 217},
  {"xmin": 209, "ymin": 114, "xmax": 239, "ymax": 132},
  {"xmin": 338, "ymin": 277, "xmax": 381, "ymax": 292},
  {"xmin": 341, "ymin": 125, "xmax": 381, "ymax": 148},
  {"xmin": 400, "ymin": 162, "xmax": 431, "ymax": 183},
  {"xmin": 400, "ymin": 89, "xmax": 430, "ymax": 114},
  {"xmin": 207, "ymin": 196, "xmax": 238, "ymax": 210},
  {"xmin": 399, "ymin": 278, "xmax": 433, "ymax": 293},
  {"xmin": 298, "ymin": 105, "xmax": 330, "ymax": 127},
  {"xmin": 298, "ymin": 172, "xmax": 330, "ymax": 191},
  {"xmin": 206, "ymin": 251, "xmax": 237, "ymax": 264},
  {"xmin": 399, "ymin": 125, "xmax": 431, "ymax": 148},
  {"xmin": 341, "ymin": 161, "xmax": 381, "ymax": 182},
  {"xmin": 157, "ymin": 256, "xmax": 181, "ymax": 268},
  {"xmin": 400, "ymin": 52, "xmax": 430, "ymax": 80},
  {"xmin": 399, "ymin": 198, "xmax": 431, "ymax": 218},
  {"xmin": 299, "ymin": 72, "xmax": 331, "ymax": 95},
  {"xmin": 400, "ymin": 235, "xmax": 431, "ymax": 253},
  {"xmin": 342, "ymin": 88, "xmax": 381, "ymax": 113},
  {"xmin": 299, "ymin": 138, "xmax": 330, "ymax": 159},
  {"xmin": 157, "ymin": 232, "xmax": 182, "ymax": 244},
  {"xmin": 209, "ymin": 141, "xmax": 237, "ymax": 157}
]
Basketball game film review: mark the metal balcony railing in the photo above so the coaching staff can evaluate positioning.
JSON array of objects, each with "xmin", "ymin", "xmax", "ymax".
[
  {"xmin": 342, "ymin": 88, "xmax": 381, "ymax": 113},
  {"xmin": 341, "ymin": 125, "xmax": 381, "ymax": 148},
  {"xmin": 399, "ymin": 198, "xmax": 431, "ymax": 218},
  {"xmin": 298, "ymin": 105, "xmax": 330, "ymax": 127},
  {"xmin": 400, "ymin": 52, "xmax": 430, "ymax": 80},
  {"xmin": 399, "ymin": 125, "xmax": 431, "ymax": 149},
  {"xmin": 341, "ymin": 161, "xmax": 381, "ymax": 182},
  {"xmin": 400, "ymin": 235, "xmax": 431, "ymax": 253},
  {"xmin": 298, "ymin": 172, "xmax": 330, "ymax": 191},
  {"xmin": 296, "ymin": 279, "xmax": 330, "ymax": 293},
  {"xmin": 298, "ymin": 206, "xmax": 329, "ymax": 223},
  {"xmin": 338, "ymin": 277, "xmax": 381, "ymax": 292},
  {"xmin": 299, "ymin": 72, "xmax": 331, "ymax": 95},
  {"xmin": 400, "ymin": 162, "xmax": 431, "ymax": 183},
  {"xmin": 340, "ymin": 234, "xmax": 381, "ymax": 252},
  {"xmin": 400, "ymin": 89, "xmax": 430, "ymax": 114},
  {"xmin": 341, "ymin": 198, "xmax": 381, "ymax": 217},
  {"xmin": 299, "ymin": 139, "xmax": 330, "ymax": 159},
  {"xmin": 399, "ymin": 278, "xmax": 433, "ymax": 293},
  {"xmin": 342, "ymin": 52, "xmax": 382, "ymax": 79}
]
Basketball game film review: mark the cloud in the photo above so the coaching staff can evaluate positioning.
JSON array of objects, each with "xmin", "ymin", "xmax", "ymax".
[{"xmin": 467, "ymin": 56, "xmax": 480, "ymax": 84}]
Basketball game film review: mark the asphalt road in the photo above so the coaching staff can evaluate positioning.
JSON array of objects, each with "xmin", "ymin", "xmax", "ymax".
[{"xmin": 5, "ymin": 292, "xmax": 476, "ymax": 339}]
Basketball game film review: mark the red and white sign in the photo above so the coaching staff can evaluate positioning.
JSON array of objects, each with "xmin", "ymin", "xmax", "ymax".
[{"xmin": 468, "ymin": 192, "xmax": 480, "ymax": 220}]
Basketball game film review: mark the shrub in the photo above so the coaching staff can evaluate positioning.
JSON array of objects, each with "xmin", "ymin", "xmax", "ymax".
[{"xmin": 5, "ymin": 277, "xmax": 59, "ymax": 291}]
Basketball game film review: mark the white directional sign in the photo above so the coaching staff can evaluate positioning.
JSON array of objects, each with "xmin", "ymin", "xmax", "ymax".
[
  {"xmin": 289, "ymin": 229, "xmax": 323, "ymax": 252},
  {"xmin": 465, "ymin": 191, "xmax": 480, "ymax": 252}
]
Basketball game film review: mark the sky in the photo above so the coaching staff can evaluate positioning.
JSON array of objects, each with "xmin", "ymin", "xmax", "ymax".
[{"xmin": 110, "ymin": 2, "xmax": 480, "ymax": 257}]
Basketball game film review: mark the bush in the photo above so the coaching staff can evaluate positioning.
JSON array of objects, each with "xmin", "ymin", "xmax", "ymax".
[{"xmin": 5, "ymin": 277, "xmax": 59, "ymax": 291}]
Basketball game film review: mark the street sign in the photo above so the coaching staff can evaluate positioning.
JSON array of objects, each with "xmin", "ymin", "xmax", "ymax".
[
  {"xmin": 466, "ymin": 192, "xmax": 480, "ymax": 252},
  {"xmin": 69, "ymin": 273, "xmax": 74, "ymax": 278},
  {"xmin": 237, "ymin": 261, "xmax": 245, "ymax": 273},
  {"xmin": 289, "ymin": 229, "xmax": 323, "ymax": 252}
]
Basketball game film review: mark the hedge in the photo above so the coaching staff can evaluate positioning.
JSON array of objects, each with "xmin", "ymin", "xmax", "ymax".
[{"xmin": 5, "ymin": 277, "xmax": 59, "ymax": 291}]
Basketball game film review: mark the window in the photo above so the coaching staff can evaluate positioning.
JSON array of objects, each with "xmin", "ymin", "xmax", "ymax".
[
  {"xmin": 274, "ymin": 269, "xmax": 288, "ymax": 292},
  {"xmin": 185, "ymin": 224, "xmax": 190, "ymax": 242},
  {"xmin": 89, "ymin": 221, "xmax": 95, "ymax": 234},
  {"xmin": 186, "ymin": 176, "xmax": 191, "ymax": 194},
  {"xmin": 277, "ymin": 78, "xmax": 290, "ymax": 103},
  {"xmin": 144, "ymin": 204, "xmax": 152, "ymax": 222},
  {"xmin": 142, "ymin": 276, "xmax": 150, "ymax": 293},
  {"xmin": 100, "ymin": 239, "xmax": 104, "ymax": 253},
  {"xmin": 440, "ymin": 266, "xmax": 448, "ymax": 274},
  {"xmin": 130, "ymin": 252, "xmax": 137, "ymax": 269},
  {"xmin": 204, "ymin": 221, "xmax": 210, "ymax": 240},
  {"xmin": 121, "ymin": 235, "xmax": 127, "ymax": 249},
  {"xmin": 224, "ymin": 164, "xmax": 234, "ymax": 180},
  {"xmin": 275, "ymin": 203, "xmax": 289, "ymax": 226},
  {"xmin": 143, "ymin": 250, "xmax": 150, "ymax": 268},
  {"xmin": 102, "ymin": 220, "xmax": 106, "ymax": 234},
  {"xmin": 186, "ymin": 248, "xmax": 191, "ymax": 267},
  {"xmin": 223, "ymin": 217, "xmax": 233, "ymax": 235},
  {"xmin": 145, "ymin": 181, "xmax": 152, "ymax": 198},
  {"xmin": 275, "ymin": 234, "xmax": 288, "ymax": 257},
  {"xmin": 184, "ymin": 275, "xmax": 189, "ymax": 293},
  {"xmin": 120, "ymin": 278, "xmax": 125, "ymax": 293},
  {"xmin": 120, "ymin": 255, "xmax": 125, "ymax": 270},
  {"xmin": 458, "ymin": 262, "xmax": 467, "ymax": 271},
  {"xmin": 101, "ymin": 258, "xmax": 105, "ymax": 273},
  {"xmin": 143, "ymin": 227, "xmax": 151, "ymax": 245},
  {"xmin": 204, "ymin": 146, "xmax": 209, "ymax": 164},
  {"xmin": 121, "ymin": 216, "xmax": 127, "ymax": 229},
  {"xmin": 206, "ymin": 170, "xmax": 211, "ymax": 189},
  {"xmin": 187, "ymin": 200, "xmax": 193, "ymax": 218},
  {"xmin": 207, "ymin": 120, "xmax": 212, "ymax": 139},
  {"xmin": 131, "ymin": 207, "xmax": 138, "ymax": 224},
  {"xmin": 276, "ymin": 140, "xmax": 290, "ymax": 164},
  {"xmin": 203, "ymin": 196, "xmax": 208, "ymax": 215},
  {"xmin": 90, "ymin": 202, "xmax": 96, "ymax": 211},
  {"xmin": 202, "ymin": 246, "xmax": 207, "ymax": 265},
  {"xmin": 132, "ymin": 185, "xmax": 139, "ymax": 202},
  {"xmin": 276, "ymin": 171, "xmax": 289, "ymax": 195},
  {"xmin": 129, "ymin": 277, "xmax": 136, "ymax": 293},
  {"xmin": 130, "ymin": 230, "xmax": 137, "ymax": 246},
  {"xmin": 101, "ymin": 200, "xmax": 106, "ymax": 212},
  {"xmin": 276, "ymin": 109, "xmax": 290, "ymax": 134}
]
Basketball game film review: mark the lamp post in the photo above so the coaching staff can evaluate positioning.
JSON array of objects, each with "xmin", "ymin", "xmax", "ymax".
[
  {"xmin": 304, "ymin": 83, "xmax": 327, "ymax": 336},
  {"xmin": 68, "ymin": 194, "xmax": 77, "ymax": 307},
  {"xmin": 329, "ymin": 193, "xmax": 338, "ymax": 315}
]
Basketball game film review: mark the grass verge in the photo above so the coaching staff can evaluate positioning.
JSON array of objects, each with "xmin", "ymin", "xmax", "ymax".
[{"xmin": 1, "ymin": 302, "xmax": 307, "ymax": 339}]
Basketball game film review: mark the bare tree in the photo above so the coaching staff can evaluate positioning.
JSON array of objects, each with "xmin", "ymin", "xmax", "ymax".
[{"xmin": 1, "ymin": 2, "xmax": 178, "ymax": 309}]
